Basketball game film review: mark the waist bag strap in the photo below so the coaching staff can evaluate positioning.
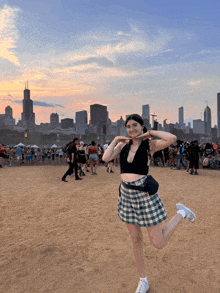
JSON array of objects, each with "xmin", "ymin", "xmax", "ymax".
[{"xmin": 121, "ymin": 181, "xmax": 146, "ymax": 191}]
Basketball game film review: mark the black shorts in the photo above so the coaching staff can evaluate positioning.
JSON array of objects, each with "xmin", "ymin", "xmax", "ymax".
[
  {"xmin": 78, "ymin": 155, "xmax": 87, "ymax": 164},
  {"xmin": 189, "ymin": 158, "xmax": 199, "ymax": 169}
]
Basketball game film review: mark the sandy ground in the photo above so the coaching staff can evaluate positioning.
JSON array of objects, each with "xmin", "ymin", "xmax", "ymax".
[{"xmin": 1, "ymin": 165, "xmax": 220, "ymax": 293}]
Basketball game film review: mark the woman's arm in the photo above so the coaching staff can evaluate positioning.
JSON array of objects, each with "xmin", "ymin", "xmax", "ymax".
[
  {"xmin": 102, "ymin": 137, "xmax": 127, "ymax": 162},
  {"xmin": 149, "ymin": 131, "xmax": 177, "ymax": 155}
]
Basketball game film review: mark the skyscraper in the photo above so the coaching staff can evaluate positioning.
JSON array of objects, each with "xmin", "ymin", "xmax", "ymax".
[
  {"xmin": 204, "ymin": 106, "xmax": 211, "ymax": 136},
  {"xmin": 50, "ymin": 113, "xmax": 59, "ymax": 129},
  {"xmin": 5, "ymin": 106, "xmax": 13, "ymax": 118},
  {"xmin": 217, "ymin": 93, "xmax": 220, "ymax": 137},
  {"xmin": 90, "ymin": 104, "xmax": 108, "ymax": 135},
  {"xmin": 76, "ymin": 110, "xmax": 88, "ymax": 134},
  {"xmin": 142, "ymin": 104, "xmax": 150, "ymax": 120},
  {"xmin": 179, "ymin": 106, "xmax": 184, "ymax": 126},
  {"xmin": 21, "ymin": 82, "xmax": 35, "ymax": 129}
]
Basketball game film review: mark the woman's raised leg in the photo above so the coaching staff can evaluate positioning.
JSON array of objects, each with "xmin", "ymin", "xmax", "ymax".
[{"xmin": 147, "ymin": 214, "xmax": 183, "ymax": 249}]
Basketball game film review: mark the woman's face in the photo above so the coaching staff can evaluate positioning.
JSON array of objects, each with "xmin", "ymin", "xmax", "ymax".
[{"xmin": 125, "ymin": 119, "xmax": 143, "ymax": 138}]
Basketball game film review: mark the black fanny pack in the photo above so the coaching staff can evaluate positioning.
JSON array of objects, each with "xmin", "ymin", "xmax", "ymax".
[{"xmin": 121, "ymin": 175, "xmax": 159, "ymax": 195}]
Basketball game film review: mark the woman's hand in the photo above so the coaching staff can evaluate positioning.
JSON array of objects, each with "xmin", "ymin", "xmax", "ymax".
[
  {"xmin": 115, "ymin": 136, "xmax": 132, "ymax": 144},
  {"xmin": 135, "ymin": 131, "xmax": 152, "ymax": 141}
]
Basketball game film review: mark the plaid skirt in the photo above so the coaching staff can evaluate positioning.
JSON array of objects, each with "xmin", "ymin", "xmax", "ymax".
[{"xmin": 118, "ymin": 176, "xmax": 167, "ymax": 227}]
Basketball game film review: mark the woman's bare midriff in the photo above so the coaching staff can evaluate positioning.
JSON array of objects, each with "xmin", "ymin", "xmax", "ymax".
[{"xmin": 121, "ymin": 173, "xmax": 146, "ymax": 182}]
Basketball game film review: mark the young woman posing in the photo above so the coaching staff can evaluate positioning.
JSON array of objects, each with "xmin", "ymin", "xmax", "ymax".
[{"xmin": 102, "ymin": 114, "xmax": 196, "ymax": 293}]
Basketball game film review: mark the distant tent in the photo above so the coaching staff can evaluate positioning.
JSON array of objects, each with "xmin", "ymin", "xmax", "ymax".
[
  {"xmin": 31, "ymin": 145, "xmax": 39, "ymax": 148},
  {"xmin": 51, "ymin": 144, "xmax": 58, "ymax": 148},
  {"xmin": 15, "ymin": 143, "xmax": 25, "ymax": 147}
]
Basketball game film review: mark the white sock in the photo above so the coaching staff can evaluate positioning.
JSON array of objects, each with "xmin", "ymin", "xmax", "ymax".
[
  {"xmin": 140, "ymin": 277, "xmax": 148, "ymax": 283},
  {"xmin": 177, "ymin": 209, "xmax": 186, "ymax": 218}
]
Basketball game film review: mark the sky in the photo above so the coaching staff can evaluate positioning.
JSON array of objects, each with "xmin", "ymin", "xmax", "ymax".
[{"xmin": 0, "ymin": 0, "xmax": 220, "ymax": 126}]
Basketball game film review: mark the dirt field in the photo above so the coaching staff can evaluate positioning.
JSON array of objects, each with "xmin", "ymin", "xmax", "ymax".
[{"xmin": 1, "ymin": 165, "xmax": 220, "ymax": 293}]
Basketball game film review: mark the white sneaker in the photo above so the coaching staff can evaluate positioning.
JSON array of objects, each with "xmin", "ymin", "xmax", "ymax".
[
  {"xmin": 176, "ymin": 203, "xmax": 196, "ymax": 222},
  {"xmin": 135, "ymin": 279, "xmax": 149, "ymax": 293}
]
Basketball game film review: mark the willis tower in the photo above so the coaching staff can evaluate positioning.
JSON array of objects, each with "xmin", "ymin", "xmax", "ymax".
[{"xmin": 21, "ymin": 81, "xmax": 35, "ymax": 129}]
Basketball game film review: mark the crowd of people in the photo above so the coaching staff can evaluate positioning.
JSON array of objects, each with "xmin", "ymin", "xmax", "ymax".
[
  {"xmin": 152, "ymin": 140, "xmax": 220, "ymax": 174},
  {"xmin": 0, "ymin": 140, "xmax": 220, "ymax": 177}
]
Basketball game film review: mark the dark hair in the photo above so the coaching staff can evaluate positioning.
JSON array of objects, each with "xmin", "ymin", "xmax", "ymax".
[
  {"xmin": 91, "ymin": 141, "xmax": 96, "ymax": 146},
  {"xmin": 125, "ymin": 114, "xmax": 148, "ymax": 133},
  {"xmin": 124, "ymin": 113, "xmax": 151, "ymax": 158},
  {"xmin": 72, "ymin": 138, "xmax": 79, "ymax": 143}
]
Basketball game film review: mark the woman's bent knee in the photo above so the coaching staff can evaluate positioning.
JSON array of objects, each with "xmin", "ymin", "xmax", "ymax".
[
  {"xmin": 147, "ymin": 223, "xmax": 164, "ymax": 249},
  {"xmin": 151, "ymin": 241, "xmax": 163, "ymax": 249}
]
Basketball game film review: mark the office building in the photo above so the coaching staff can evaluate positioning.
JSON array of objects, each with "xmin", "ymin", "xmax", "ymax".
[
  {"xmin": 76, "ymin": 110, "xmax": 88, "ymax": 134},
  {"xmin": 50, "ymin": 113, "xmax": 59, "ymax": 129},
  {"xmin": 142, "ymin": 104, "xmax": 150, "ymax": 120},
  {"xmin": 0, "ymin": 114, "xmax": 15, "ymax": 128},
  {"xmin": 204, "ymin": 106, "xmax": 211, "ymax": 136},
  {"xmin": 90, "ymin": 104, "xmax": 108, "ymax": 135},
  {"xmin": 5, "ymin": 106, "xmax": 13, "ymax": 118},
  {"xmin": 179, "ymin": 106, "xmax": 184, "ymax": 129},
  {"xmin": 0, "ymin": 106, "xmax": 15, "ymax": 128},
  {"xmin": 217, "ymin": 93, "xmax": 220, "ymax": 137},
  {"xmin": 61, "ymin": 118, "xmax": 74, "ymax": 129},
  {"xmin": 193, "ymin": 119, "xmax": 206, "ymax": 134},
  {"xmin": 21, "ymin": 82, "xmax": 35, "ymax": 129}
]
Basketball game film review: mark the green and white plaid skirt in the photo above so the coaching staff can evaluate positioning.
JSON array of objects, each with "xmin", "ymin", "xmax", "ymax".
[{"xmin": 118, "ymin": 176, "xmax": 167, "ymax": 227}]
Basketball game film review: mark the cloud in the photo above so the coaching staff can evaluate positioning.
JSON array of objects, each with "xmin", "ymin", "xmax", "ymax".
[
  {"xmin": 75, "ymin": 57, "xmax": 114, "ymax": 68},
  {"xmin": 13, "ymin": 100, "xmax": 64, "ymax": 108},
  {"xmin": 0, "ymin": 4, "xmax": 21, "ymax": 66}
]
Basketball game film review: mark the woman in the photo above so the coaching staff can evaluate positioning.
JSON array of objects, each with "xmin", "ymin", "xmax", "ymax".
[
  {"xmin": 78, "ymin": 141, "xmax": 87, "ymax": 176},
  {"xmin": 103, "ymin": 114, "xmax": 196, "ymax": 293},
  {"xmin": 88, "ymin": 141, "xmax": 99, "ymax": 175}
]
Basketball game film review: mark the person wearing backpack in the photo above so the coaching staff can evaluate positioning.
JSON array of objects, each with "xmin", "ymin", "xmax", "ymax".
[{"xmin": 176, "ymin": 141, "xmax": 187, "ymax": 170}]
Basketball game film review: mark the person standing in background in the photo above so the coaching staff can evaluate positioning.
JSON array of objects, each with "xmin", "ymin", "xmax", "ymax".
[
  {"xmin": 61, "ymin": 138, "xmax": 82, "ymax": 182},
  {"xmin": 88, "ymin": 141, "xmax": 99, "ymax": 175},
  {"xmin": 78, "ymin": 141, "xmax": 87, "ymax": 176},
  {"xmin": 188, "ymin": 140, "xmax": 200, "ymax": 175}
]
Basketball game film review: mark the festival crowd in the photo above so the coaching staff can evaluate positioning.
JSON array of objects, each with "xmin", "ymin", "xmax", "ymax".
[{"xmin": 0, "ymin": 139, "xmax": 220, "ymax": 178}]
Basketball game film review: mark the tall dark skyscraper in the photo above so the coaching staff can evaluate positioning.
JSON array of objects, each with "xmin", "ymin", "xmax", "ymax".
[
  {"xmin": 142, "ymin": 104, "xmax": 150, "ymax": 120},
  {"xmin": 218, "ymin": 93, "xmax": 220, "ymax": 137},
  {"xmin": 90, "ymin": 104, "xmax": 108, "ymax": 135},
  {"xmin": 21, "ymin": 82, "xmax": 35, "ymax": 128},
  {"xmin": 179, "ymin": 106, "xmax": 184, "ymax": 126},
  {"xmin": 204, "ymin": 106, "xmax": 211, "ymax": 136}
]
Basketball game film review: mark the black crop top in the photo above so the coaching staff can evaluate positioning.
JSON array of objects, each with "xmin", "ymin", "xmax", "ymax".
[{"xmin": 120, "ymin": 139, "xmax": 150, "ymax": 175}]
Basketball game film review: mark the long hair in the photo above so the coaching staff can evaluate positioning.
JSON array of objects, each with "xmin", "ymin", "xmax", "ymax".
[
  {"xmin": 124, "ymin": 113, "xmax": 151, "ymax": 158},
  {"xmin": 91, "ymin": 141, "xmax": 96, "ymax": 146}
]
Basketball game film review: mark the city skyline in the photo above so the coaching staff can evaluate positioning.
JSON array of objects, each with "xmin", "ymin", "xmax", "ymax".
[
  {"xmin": 2, "ymin": 89, "xmax": 219, "ymax": 130},
  {"xmin": 1, "ymin": 1, "xmax": 220, "ymax": 126}
]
